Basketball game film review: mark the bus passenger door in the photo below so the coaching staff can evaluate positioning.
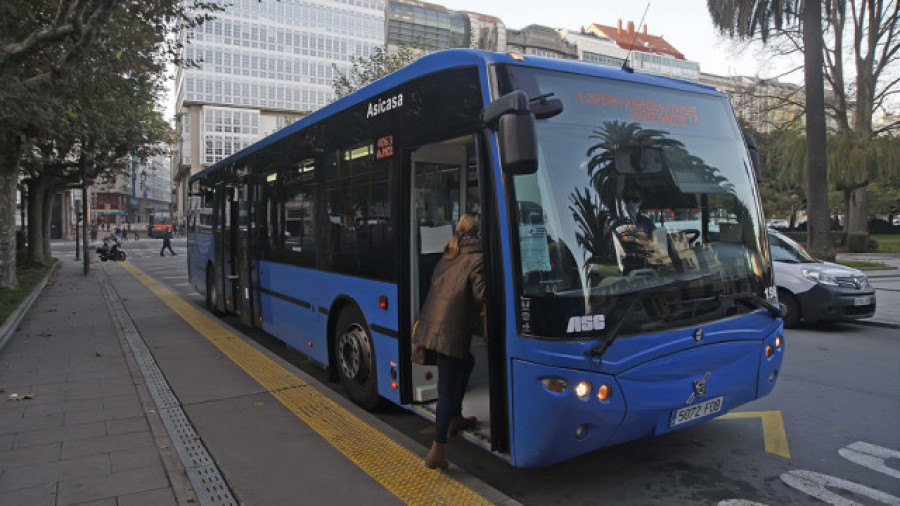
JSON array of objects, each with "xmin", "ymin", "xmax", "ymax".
[
  {"xmin": 231, "ymin": 185, "xmax": 255, "ymax": 327},
  {"xmin": 408, "ymin": 136, "xmax": 493, "ymax": 439}
]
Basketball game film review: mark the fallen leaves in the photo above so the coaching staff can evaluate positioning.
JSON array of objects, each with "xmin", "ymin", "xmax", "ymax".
[{"xmin": 6, "ymin": 393, "xmax": 35, "ymax": 401}]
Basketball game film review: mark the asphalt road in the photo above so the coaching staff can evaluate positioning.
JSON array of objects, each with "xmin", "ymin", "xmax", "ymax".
[{"xmin": 55, "ymin": 240, "xmax": 900, "ymax": 505}]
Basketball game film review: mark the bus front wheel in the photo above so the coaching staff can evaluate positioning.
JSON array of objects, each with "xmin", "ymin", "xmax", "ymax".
[{"xmin": 334, "ymin": 306, "xmax": 379, "ymax": 410}]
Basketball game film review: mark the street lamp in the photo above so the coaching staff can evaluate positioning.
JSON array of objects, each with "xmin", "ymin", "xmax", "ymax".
[{"xmin": 130, "ymin": 154, "xmax": 139, "ymax": 224}]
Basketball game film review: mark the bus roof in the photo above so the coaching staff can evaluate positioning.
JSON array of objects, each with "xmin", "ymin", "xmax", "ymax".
[{"xmin": 190, "ymin": 49, "xmax": 723, "ymax": 183}]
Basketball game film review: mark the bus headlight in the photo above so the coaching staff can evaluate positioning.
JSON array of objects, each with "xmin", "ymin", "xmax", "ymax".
[{"xmin": 574, "ymin": 381, "xmax": 592, "ymax": 398}]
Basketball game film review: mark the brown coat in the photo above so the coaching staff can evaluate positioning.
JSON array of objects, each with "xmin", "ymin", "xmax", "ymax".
[{"xmin": 413, "ymin": 238, "xmax": 485, "ymax": 360}]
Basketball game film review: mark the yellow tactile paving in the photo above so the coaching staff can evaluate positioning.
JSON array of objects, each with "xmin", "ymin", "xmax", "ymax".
[{"xmin": 120, "ymin": 262, "xmax": 491, "ymax": 505}]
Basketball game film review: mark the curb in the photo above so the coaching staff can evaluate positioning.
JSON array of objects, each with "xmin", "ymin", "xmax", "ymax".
[
  {"xmin": 848, "ymin": 319, "xmax": 900, "ymax": 330},
  {"xmin": 0, "ymin": 260, "xmax": 61, "ymax": 353}
]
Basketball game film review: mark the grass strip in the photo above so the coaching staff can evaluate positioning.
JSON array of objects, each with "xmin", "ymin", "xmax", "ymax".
[{"xmin": 0, "ymin": 260, "xmax": 57, "ymax": 328}]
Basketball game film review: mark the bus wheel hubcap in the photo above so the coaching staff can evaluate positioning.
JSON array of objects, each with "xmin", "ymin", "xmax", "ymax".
[{"xmin": 338, "ymin": 325, "xmax": 370, "ymax": 383}]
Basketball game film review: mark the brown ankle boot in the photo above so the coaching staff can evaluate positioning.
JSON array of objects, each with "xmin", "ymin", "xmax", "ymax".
[{"xmin": 425, "ymin": 442, "xmax": 448, "ymax": 470}]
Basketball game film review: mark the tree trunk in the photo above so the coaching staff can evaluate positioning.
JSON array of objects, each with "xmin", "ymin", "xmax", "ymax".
[
  {"xmin": 0, "ymin": 132, "xmax": 21, "ymax": 289},
  {"xmin": 802, "ymin": 0, "xmax": 835, "ymax": 260},
  {"xmin": 842, "ymin": 189, "xmax": 850, "ymax": 232},
  {"xmin": 847, "ymin": 185, "xmax": 869, "ymax": 252},
  {"xmin": 26, "ymin": 179, "xmax": 49, "ymax": 266},
  {"xmin": 42, "ymin": 185, "xmax": 54, "ymax": 261}
]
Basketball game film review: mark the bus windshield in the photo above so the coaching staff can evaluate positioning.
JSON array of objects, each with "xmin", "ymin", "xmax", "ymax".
[{"xmin": 499, "ymin": 66, "xmax": 771, "ymax": 339}]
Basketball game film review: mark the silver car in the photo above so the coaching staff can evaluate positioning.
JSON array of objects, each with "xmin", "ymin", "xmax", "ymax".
[{"xmin": 768, "ymin": 229, "xmax": 876, "ymax": 327}]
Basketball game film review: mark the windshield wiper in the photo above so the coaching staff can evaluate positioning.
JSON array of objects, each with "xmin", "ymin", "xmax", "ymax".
[
  {"xmin": 588, "ymin": 278, "xmax": 691, "ymax": 364},
  {"xmin": 590, "ymin": 276, "xmax": 759, "ymax": 364},
  {"xmin": 718, "ymin": 292, "xmax": 783, "ymax": 318},
  {"xmin": 588, "ymin": 286, "xmax": 649, "ymax": 364}
]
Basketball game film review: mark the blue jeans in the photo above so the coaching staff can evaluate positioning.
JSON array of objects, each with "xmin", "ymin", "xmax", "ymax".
[{"xmin": 434, "ymin": 351, "xmax": 475, "ymax": 444}]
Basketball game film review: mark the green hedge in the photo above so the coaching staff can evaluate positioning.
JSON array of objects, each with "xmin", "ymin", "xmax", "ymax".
[{"xmin": 782, "ymin": 231, "xmax": 879, "ymax": 251}]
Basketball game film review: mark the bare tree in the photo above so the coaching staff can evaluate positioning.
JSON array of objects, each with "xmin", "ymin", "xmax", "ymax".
[{"xmin": 332, "ymin": 45, "xmax": 422, "ymax": 99}]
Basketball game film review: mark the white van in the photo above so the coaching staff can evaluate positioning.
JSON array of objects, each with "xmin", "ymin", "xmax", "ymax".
[{"xmin": 768, "ymin": 229, "xmax": 876, "ymax": 327}]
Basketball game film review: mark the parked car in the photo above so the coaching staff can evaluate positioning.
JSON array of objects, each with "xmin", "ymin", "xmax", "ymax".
[
  {"xmin": 766, "ymin": 218, "xmax": 790, "ymax": 230},
  {"xmin": 768, "ymin": 229, "xmax": 876, "ymax": 327}
]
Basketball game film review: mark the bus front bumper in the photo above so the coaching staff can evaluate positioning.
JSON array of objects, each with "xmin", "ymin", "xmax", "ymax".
[{"xmin": 509, "ymin": 333, "xmax": 783, "ymax": 468}]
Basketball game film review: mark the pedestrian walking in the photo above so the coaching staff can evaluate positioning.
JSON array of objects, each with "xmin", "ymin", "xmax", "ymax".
[
  {"xmin": 411, "ymin": 213, "xmax": 484, "ymax": 470},
  {"xmin": 160, "ymin": 228, "xmax": 177, "ymax": 256}
]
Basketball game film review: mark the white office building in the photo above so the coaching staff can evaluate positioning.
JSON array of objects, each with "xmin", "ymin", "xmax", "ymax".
[{"xmin": 172, "ymin": 0, "xmax": 386, "ymax": 217}]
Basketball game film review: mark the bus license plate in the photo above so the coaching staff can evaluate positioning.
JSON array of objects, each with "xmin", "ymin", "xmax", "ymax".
[
  {"xmin": 853, "ymin": 296, "xmax": 872, "ymax": 306},
  {"xmin": 670, "ymin": 396, "xmax": 723, "ymax": 427}
]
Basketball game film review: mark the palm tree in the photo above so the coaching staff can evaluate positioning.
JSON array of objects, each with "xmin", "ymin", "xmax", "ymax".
[{"xmin": 707, "ymin": 0, "xmax": 834, "ymax": 259}]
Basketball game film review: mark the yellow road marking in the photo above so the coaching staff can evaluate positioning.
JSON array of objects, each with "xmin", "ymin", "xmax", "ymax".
[
  {"xmin": 120, "ymin": 262, "xmax": 490, "ymax": 505},
  {"xmin": 718, "ymin": 410, "xmax": 791, "ymax": 458}
]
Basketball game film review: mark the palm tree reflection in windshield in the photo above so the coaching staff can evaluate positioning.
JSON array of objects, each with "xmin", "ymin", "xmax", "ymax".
[{"xmin": 570, "ymin": 120, "xmax": 741, "ymax": 298}]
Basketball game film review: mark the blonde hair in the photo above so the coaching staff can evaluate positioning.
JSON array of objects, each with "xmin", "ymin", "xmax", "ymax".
[{"xmin": 443, "ymin": 213, "xmax": 479, "ymax": 259}]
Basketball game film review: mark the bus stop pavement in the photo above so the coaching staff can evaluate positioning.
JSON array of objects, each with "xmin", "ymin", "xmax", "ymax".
[
  {"xmin": 0, "ymin": 258, "xmax": 517, "ymax": 506},
  {"xmin": 0, "ymin": 260, "xmax": 190, "ymax": 506}
]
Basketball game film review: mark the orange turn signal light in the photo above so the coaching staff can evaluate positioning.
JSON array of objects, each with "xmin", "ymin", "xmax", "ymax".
[
  {"xmin": 597, "ymin": 384, "xmax": 611, "ymax": 401},
  {"xmin": 765, "ymin": 345, "xmax": 774, "ymax": 358},
  {"xmin": 379, "ymin": 296, "xmax": 389, "ymax": 310}
]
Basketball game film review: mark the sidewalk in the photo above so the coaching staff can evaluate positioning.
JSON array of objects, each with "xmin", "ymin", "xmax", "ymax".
[
  {"xmin": 0, "ymin": 260, "xmax": 190, "ymax": 505},
  {"xmin": 835, "ymin": 252, "xmax": 900, "ymax": 328},
  {"xmin": 0, "ymin": 258, "xmax": 516, "ymax": 506}
]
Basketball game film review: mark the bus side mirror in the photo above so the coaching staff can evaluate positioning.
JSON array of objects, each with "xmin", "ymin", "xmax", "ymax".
[
  {"xmin": 743, "ymin": 132, "xmax": 761, "ymax": 181},
  {"xmin": 483, "ymin": 90, "xmax": 539, "ymax": 175}
]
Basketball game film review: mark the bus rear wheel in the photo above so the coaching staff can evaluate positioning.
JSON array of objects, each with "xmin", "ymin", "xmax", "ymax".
[{"xmin": 334, "ymin": 306, "xmax": 379, "ymax": 410}]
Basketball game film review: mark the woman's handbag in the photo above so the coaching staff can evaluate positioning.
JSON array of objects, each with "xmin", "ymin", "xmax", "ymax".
[{"xmin": 411, "ymin": 321, "xmax": 436, "ymax": 366}]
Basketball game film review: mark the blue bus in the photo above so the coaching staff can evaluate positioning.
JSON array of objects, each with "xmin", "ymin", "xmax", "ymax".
[{"xmin": 187, "ymin": 49, "xmax": 784, "ymax": 468}]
